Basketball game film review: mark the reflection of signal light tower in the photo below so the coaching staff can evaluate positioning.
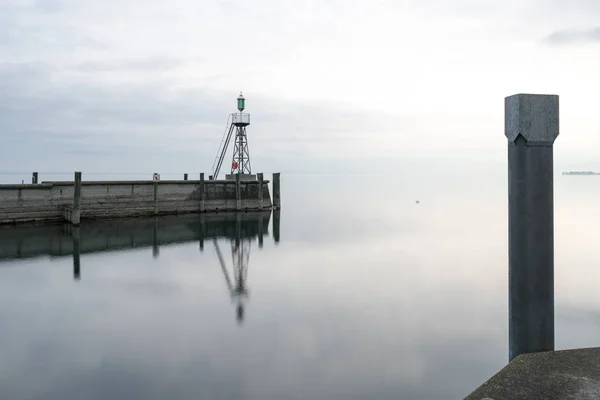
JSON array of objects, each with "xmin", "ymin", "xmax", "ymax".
[
  {"xmin": 231, "ymin": 234, "xmax": 250, "ymax": 324},
  {"xmin": 213, "ymin": 215, "xmax": 252, "ymax": 325},
  {"xmin": 210, "ymin": 92, "xmax": 253, "ymax": 180}
]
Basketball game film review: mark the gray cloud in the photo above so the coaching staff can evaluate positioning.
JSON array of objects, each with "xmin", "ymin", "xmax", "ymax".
[
  {"xmin": 542, "ymin": 27, "xmax": 600, "ymax": 45},
  {"xmin": 0, "ymin": 61, "xmax": 414, "ymax": 174},
  {"xmin": 72, "ymin": 56, "xmax": 201, "ymax": 72}
]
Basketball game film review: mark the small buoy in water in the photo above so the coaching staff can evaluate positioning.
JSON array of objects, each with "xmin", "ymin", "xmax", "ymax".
[{"xmin": 415, "ymin": 200, "xmax": 419, "ymax": 204}]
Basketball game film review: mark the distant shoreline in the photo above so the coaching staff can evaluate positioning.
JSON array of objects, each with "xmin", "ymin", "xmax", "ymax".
[{"xmin": 562, "ymin": 171, "xmax": 600, "ymax": 175}]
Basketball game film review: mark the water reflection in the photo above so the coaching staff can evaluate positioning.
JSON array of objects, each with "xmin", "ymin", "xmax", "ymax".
[{"xmin": 0, "ymin": 210, "xmax": 278, "ymax": 293}]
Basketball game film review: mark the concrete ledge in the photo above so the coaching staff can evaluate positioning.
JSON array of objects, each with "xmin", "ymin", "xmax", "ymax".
[
  {"xmin": 0, "ymin": 180, "xmax": 270, "ymax": 189},
  {"xmin": 465, "ymin": 347, "xmax": 600, "ymax": 400}
]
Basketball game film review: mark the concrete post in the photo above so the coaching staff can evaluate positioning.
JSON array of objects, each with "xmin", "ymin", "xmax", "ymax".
[
  {"xmin": 199, "ymin": 173, "xmax": 205, "ymax": 213},
  {"xmin": 72, "ymin": 226, "xmax": 81, "ymax": 281},
  {"xmin": 184, "ymin": 173, "xmax": 188, "ymax": 181},
  {"xmin": 273, "ymin": 172, "xmax": 281, "ymax": 209},
  {"xmin": 273, "ymin": 208, "xmax": 280, "ymax": 244},
  {"xmin": 32, "ymin": 172, "xmax": 38, "ymax": 184},
  {"xmin": 72, "ymin": 172, "xmax": 82, "ymax": 226},
  {"xmin": 506, "ymin": 93, "xmax": 559, "ymax": 361},
  {"xmin": 257, "ymin": 173, "xmax": 264, "ymax": 210},
  {"xmin": 236, "ymin": 173, "xmax": 242, "ymax": 211}
]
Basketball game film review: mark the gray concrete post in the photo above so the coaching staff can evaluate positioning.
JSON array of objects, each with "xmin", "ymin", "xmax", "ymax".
[
  {"xmin": 32, "ymin": 172, "xmax": 38, "ymax": 184},
  {"xmin": 257, "ymin": 173, "xmax": 264, "ymax": 210},
  {"xmin": 506, "ymin": 93, "xmax": 559, "ymax": 361},
  {"xmin": 235, "ymin": 173, "xmax": 242, "ymax": 211},
  {"xmin": 184, "ymin": 173, "xmax": 188, "ymax": 181},
  {"xmin": 273, "ymin": 172, "xmax": 281, "ymax": 209},
  {"xmin": 72, "ymin": 172, "xmax": 82, "ymax": 226},
  {"xmin": 199, "ymin": 173, "xmax": 205, "ymax": 213}
]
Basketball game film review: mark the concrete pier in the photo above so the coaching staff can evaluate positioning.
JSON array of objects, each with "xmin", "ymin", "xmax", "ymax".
[
  {"xmin": 0, "ymin": 173, "xmax": 274, "ymax": 225},
  {"xmin": 466, "ymin": 348, "xmax": 600, "ymax": 399},
  {"xmin": 506, "ymin": 93, "xmax": 559, "ymax": 361},
  {"xmin": 273, "ymin": 172, "xmax": 281, "ymax": 209}
]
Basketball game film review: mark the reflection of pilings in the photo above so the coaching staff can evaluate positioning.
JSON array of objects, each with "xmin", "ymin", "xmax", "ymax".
[
  {"xmin": 273, "ymin": 208, "xmax": 280, "ymax": 244},
  {"xmin": 152, "ymin": 217, "xmax": 159, "ymax": 258},
  {"xmin": 235, "ymin": 173, "xmax": 242, "ymax": 211},
  {"xmin": 235, "ymin": 212, "xmax": 241, "ymax": 248},
  {"xmin": 199, "ymin": 213, "xmax": 205, "ymax": 252},
  {"xmin": 72, "ymin": 226, "xmax": 81, "ymax": 280},
  {"xmin": 258, "ymin": 214, "xmax": 264, "ymax": 248}
]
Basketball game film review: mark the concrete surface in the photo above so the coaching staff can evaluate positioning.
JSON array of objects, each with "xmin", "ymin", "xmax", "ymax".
[
  {"xmin": 0, "ymin": 179, "xmax": 272, "ymax": 225},
  {"xmin": 465, "ymin": 347, "xmax": 600, "ymax": 400}
]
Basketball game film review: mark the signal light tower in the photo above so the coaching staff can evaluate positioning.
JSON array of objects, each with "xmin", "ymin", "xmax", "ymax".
[
  {"xmin": 231, "ymin": 92, "xmax": 251, "ymax": 175},
  {"xmin": 210, "ymin": 92, "xmax": 254, "ymax": 180}
]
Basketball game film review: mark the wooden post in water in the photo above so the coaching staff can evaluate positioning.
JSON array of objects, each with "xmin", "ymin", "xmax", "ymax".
[
  {"xmin": 72, "ymin": 172, "xmax": 82, "ymax": 226},
  {"xmin": 154, "ymin": 173, "xmax": 159, "ymax": 216},
  {"xmin": 199, "ymin": 173, "xmax": 205, "ymax": 213},
  {"xmin": 273, "ymin": 172, "xmax": 281, "ymax": 209},
  {"xmin": 257, "ymin": 173, "xmax": 264, "ymax": 210},
  {"xmin": 236, "ymin": 173, "xmax": 242, "ymax": 211},
  {"xmin": 506, "ymin": 93, "xmax": 559, "ymax": 361}
]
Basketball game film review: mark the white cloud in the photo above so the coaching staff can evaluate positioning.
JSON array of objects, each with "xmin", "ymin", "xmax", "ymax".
[{"xmin": 2, "ymin": 0, "xmax": 600, "ymax": 174}]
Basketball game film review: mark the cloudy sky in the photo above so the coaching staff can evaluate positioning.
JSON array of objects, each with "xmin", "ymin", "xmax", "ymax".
[{"xmin": 2, "ymin": 0, "xmax": 600, "ymax": 175}]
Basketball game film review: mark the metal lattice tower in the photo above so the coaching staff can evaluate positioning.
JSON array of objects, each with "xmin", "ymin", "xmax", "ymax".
[
  {"xmin": 210, "ymin": 92, "xmax": 252, "ymax": 179},
  {"xmin": 231, "ymin": 92, "xmax": 251, "ymax": 175}
]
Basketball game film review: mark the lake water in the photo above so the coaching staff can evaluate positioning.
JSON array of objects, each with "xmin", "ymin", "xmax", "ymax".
[{"xmin": 1, "ymin": 167, "xmax": 600, "ymax": 399}]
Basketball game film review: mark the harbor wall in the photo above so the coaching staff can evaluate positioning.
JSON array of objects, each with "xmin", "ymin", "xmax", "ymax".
[{"xmin": 0, "ymin": 179, "xmax": 272, "ymax": 225}]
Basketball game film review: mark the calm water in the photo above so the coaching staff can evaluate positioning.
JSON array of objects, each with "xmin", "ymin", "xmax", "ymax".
[{"xmin": 1, "ymin": 167, "xmax": 600, "ymax": 399}]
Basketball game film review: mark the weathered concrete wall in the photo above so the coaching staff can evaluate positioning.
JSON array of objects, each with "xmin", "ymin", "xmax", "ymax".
[{"xmin": 0, "ymin": 179, "xmax": 272, "ymax": 225}]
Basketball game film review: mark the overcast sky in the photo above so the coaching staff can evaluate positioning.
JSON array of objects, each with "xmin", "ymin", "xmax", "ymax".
[{"xmin": 2, "ymin": 0, "xmax": 600, "ymax": 174}]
